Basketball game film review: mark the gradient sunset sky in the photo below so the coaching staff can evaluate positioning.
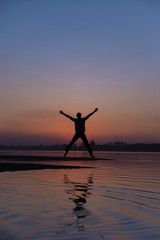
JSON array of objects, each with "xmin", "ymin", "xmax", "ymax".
[{"xmin": 1, "ymin": 0, "xmax": 160, "ymax": 145}]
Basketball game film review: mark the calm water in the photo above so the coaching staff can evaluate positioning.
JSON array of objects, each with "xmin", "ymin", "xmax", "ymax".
[{"xmin": 0, "ymin": 151, "xmax": 160, "ymax": 240}]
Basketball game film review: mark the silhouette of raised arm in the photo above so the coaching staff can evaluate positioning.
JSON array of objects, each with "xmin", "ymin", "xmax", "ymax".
[
  {"xmin": 59, "ymin": 110, "xmax": 74, "ymax": 121},
  {"xmin": 84, "ymin": 108, "xmax": 98, "ymax": 120}
]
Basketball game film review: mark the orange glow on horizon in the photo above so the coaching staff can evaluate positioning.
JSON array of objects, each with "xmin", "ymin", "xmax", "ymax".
[{"xmin": 0, "ymin": 104, "xmax": 160, "ymax": 145}]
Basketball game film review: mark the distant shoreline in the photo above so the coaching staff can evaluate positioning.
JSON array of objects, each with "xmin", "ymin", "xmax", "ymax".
[{"xmin": 0, "ymin": 142, "xmax": 160, "ymax": 152}]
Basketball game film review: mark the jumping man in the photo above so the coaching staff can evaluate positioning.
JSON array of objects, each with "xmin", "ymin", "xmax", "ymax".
[{"xmin": 59, "ymin": 108, "xmax": 98, "ymax": 158}]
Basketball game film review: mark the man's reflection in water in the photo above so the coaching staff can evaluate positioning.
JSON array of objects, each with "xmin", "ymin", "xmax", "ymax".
[{"xmin": 64, "ymin": 174, "xmax": 93, "ymax": 229}]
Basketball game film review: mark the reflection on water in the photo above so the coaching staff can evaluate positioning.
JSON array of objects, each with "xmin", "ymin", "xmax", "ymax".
[
  {"xmin": 64, "ymin": 174, "xmax": 93, "ymax": 231},
  {"xmin": 0, "ymin": 151, "xmax": 160, "ymax": 240}
]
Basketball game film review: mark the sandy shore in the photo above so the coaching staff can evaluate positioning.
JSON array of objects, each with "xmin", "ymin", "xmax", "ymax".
[
  {"xmin": 0, "ymin": 154, "xmax": 113, "ymax": 172},
  {"xmin": 0, "ymin": 162, "xmax": 94, "ymax": 172},
  {"xmin": 0, "ymin": 154, "xmax": 109, "ymax": 161},
  {"xmin": 0, "ymin": 154, "xmax": 99, "ymax": 172}
]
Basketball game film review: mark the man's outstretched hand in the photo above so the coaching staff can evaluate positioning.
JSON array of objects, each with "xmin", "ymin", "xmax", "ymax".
[
  {"xmin": 59, "ymin": 110, "xmax": 64, "ymax": 114},
  {"xmin": 95, "ymin": 108, "xmax": 98, "ymax": 112}
]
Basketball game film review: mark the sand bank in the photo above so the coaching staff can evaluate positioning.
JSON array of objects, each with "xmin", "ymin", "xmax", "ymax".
[
  {"xmin": 0, "ymin": 162, "xmax": 94, "ymax": 172},
  {"xmin": 0, "ymin": 154, "xmax": 110, "ymax": 161}
]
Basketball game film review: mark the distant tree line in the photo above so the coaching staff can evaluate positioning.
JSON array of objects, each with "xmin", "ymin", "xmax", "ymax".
[{"xmin": 0, "ymin": 141, "xmax": 160, "ymax": 152}]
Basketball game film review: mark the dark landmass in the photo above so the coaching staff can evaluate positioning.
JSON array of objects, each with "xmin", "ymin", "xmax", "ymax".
[
  {"xmin": 0, "ymin": 142, "xmax": 160, "ymax": 152},
  {"xmin": 0, "ymin": 155, "xmax": 109, "ymax": 161},
  {"xmin": 0, "ymin": 162, "xmax": 94, "ymax": 172}
]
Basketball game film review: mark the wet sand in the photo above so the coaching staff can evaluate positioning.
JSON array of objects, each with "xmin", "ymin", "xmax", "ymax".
[
  {"xmin": 0, "ymin": 162, "xmax": 94, "ymax": 172},
  {"xmin": 0, "ymin": 154, "xmax": 114, "ymax": 172},
  {"xmin": 0, "ymin": 154, "xmax": 109, "ymax": 161},
  {"xmin": 0, "ymin": 154, "xmax": 100, "ymax": 172}
]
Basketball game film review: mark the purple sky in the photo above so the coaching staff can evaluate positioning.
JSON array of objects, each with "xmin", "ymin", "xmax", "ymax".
[{"xmin": 0, "ymin": 0, "xmax": 160, "ymax": 145}]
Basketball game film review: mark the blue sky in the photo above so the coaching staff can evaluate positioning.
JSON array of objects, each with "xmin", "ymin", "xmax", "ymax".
[{"xmin": 0, "ymin": 0, "xmax": 160, "ymax": 144}]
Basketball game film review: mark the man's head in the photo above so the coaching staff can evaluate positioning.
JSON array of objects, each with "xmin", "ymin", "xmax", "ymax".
[{"xmin": 76, "ymin": 112, "xmax": 81, "ymax": 119}]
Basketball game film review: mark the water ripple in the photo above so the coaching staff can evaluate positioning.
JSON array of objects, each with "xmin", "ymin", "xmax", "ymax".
[{"xmin": 0, "ymin": 153, "xmax": 160, "ymax": 240}]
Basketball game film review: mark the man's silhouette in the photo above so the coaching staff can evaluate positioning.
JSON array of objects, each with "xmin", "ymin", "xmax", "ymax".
[{"xmin": 59, "ymin": 108, "xmax": 98, "ymax": 158}]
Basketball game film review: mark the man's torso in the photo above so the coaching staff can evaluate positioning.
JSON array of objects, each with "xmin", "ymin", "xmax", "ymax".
[{"xmin": 74, "ymin": 118, "xmax": 86, "ymax": 133}]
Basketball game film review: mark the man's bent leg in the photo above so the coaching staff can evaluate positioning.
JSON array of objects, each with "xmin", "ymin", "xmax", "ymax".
[
  {"xmin": 64, "ymin": 134, "xmax": 79, "ymax": 156},
  {"xmin": 81, "ymin": 133, "xmax": 94, "ymax": 158}
]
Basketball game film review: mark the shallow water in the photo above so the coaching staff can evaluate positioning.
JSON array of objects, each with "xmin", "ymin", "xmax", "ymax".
[{"xmin": 0, "ymin": 151, "xmax": 160, "ymax": 240}]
